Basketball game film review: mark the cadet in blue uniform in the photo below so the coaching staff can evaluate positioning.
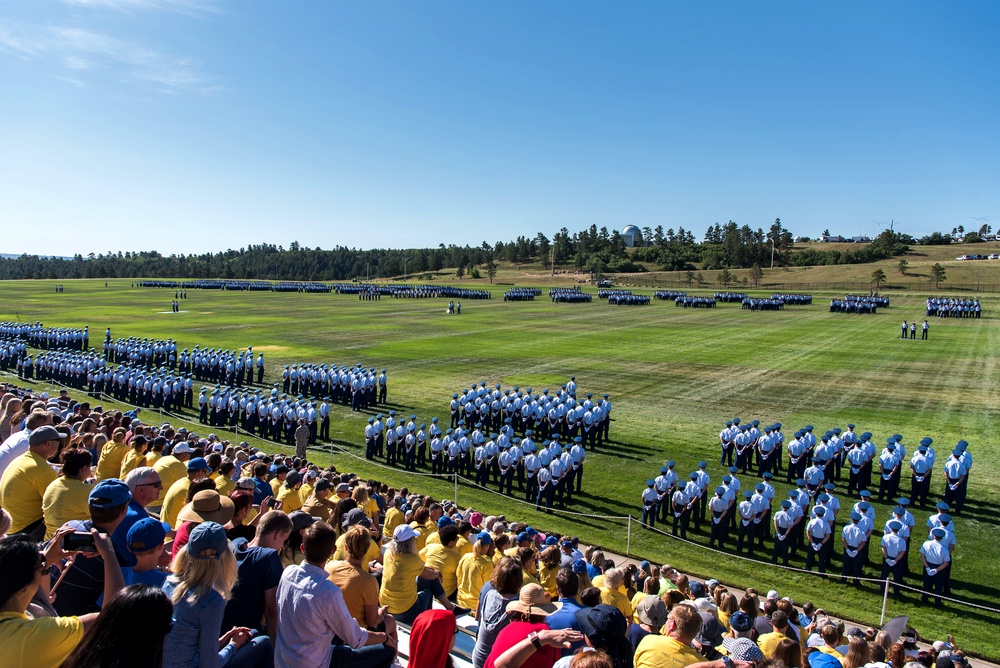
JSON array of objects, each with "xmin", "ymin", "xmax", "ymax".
[
  {"xmin": 840, "ymin": 512, "xmax": 867, "ymax": 585},
  {"xmin": 708, "ymin": 486, "xmax": 729, "ymax": 549},
  {"xmin": 920, "ymin": 527, "xmax": 951, "ymax": 606},
  {"xmin": 641, "ymin": 479, "xmax": 658, "ymax": 528},
  {"xmin": 804, "ymin": 506, "xmax": 831, "ymax": 573},
  {"xmin": 943, "ymin": 446, "xmax": 968, "ymax": 512},
  {"xmin": 771, "ymin": 499, "xmax": 794, "ymax": 565},
  {"xmin": 881, "ymin": 519, "xmax": 907, "ymax": 597},
  {"xmin": 735, "ymin": 490, "xmax": 756, "ymax": 555},
  {"xmin": 909, "ymin": 439, "xmax": 934, "ymax": 508}
]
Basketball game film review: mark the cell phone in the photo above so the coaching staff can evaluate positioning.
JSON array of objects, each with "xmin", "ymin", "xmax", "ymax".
[{"xmin": 62, "ymin": 532, "xmax": 97, "ymax": 552}]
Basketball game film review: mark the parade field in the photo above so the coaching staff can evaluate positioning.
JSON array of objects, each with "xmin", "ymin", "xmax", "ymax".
[{"xmin": 2, "ymin": 278, "xmax": 997, "ymax": 658}]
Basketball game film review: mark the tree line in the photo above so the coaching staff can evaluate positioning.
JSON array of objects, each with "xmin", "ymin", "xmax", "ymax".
[{"xmin": 0, "ymin": 222, "xmax": 910, "ymax": 281}]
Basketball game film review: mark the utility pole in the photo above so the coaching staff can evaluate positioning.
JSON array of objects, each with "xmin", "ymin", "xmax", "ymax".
[
  {"xmin": 403, "ymin": 256, "xmax": 411, "ymax": 282},
  {"xmin": 770, "ymin": 237, "xmax": 775, "ymax": 269}
]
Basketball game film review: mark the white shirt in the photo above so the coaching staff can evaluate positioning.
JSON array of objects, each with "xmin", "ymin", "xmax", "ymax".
[{"xmin": 0, "ymin": 429, "xmax": 30, "ymax": 477}]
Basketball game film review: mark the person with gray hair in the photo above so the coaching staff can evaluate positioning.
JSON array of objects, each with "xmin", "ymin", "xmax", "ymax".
[{"xmin": 113, "ymin": 466, "xmax": 162, "ymax": 566}]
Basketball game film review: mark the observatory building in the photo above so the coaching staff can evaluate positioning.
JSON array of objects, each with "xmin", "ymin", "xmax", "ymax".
[{"xmin": 622, "ymin": 225, "xmax": 642, "ymax": 247}]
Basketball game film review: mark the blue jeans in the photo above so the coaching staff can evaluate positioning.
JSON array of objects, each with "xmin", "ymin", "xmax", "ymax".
[
  {"xmin": 229, "ymin": 635, "xmax": 273, "ymax": 668},
  {"xmin": 393, "ymin": 577, "xmax": 445, "ymax": 625},
  {"xmin": 329, "ymin": 642, "xmax": 396, "ymax": 668}
]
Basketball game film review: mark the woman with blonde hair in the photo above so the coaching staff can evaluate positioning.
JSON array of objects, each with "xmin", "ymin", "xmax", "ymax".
[
  {"xmin": 842, "ymin": 635, "xmax": 871, "ymax": 668},
  {"xmin": 327, "ymin": 524, "xmax": 397, "ymax": 641},
  {"xmin": 162, "ymin": 521, "xmax": 272, "ymax": 668},
  {"xmin": 457, "ymin": 531, "xmax": 496, "ymax": 614},
  {"xmin": 120, "ymin": 435, "xmax": 150, "ymax": 478},
  {"xmin": 0, "ymin": 395, "xmax": 20, "ymax": 442},
  {"xmin": 352, "ymin": 485, "xmax": 380, "ymax": 530},
  {"xmin": 42, "ymin": 447, "xmax": 94, "ymax": 540}
]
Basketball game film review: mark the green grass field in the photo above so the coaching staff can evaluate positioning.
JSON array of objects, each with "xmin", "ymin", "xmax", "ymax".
[{"xmin": 1, "ymin": 279, "xmax": 997, "ymax": 658}]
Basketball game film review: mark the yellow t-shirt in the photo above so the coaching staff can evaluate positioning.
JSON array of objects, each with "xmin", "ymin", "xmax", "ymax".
[
  {"xmin": 456, "ymin": 553, "xmax": 494, "ymax": 611},
  {"xmin": 383, "ymin": 507, "xmax": 405, "ymax": 536},
  {"xmin": 630, "ymin": 592, "xmax": 650, "ymax": 624},
  {"xmin": 276, "ymin": 485, "xmax": 303, "ymax": 514},
  {"xmin": 211, "ymin": 473, "xmax": 236, "ymax": 497},
  {"xmin": 302, "ymin": 496, "xmax": 335, "ymax": 523},
  {"xmin": 0, "ymin": 611, "xmax": 84, "ymax": 668},
  {"xmin": 95, "ymin": 440, "xmax": 128, "ymax": 481},
  {"xmin": 333, "ymin": 534, "xmax": 382, "ymax": 565},
  {"xmin": 151, "ymin": 456, "xmax": 186, "ymax": 508},
  {"xmin": 410, "ymin": 522, "xmax": 432, "ymax": 551},
  {"xmin": 299, "ymin": 483, "xmax": 314, "ymax": 505},
  {"xmin": 592, "ymin": 574, "xmax": 606, "ymax": 589},
  {"xmin": 635, "ymin": 634, "xmax": 704, "ymax": 668},
  {"xmin": 362, "ymin": 498, "xmax": 379, "ymax": 522},
  {"xmin": 270, "ymin": 477, "xmax": 283, "ymax": 497},
  {"xmin": 161, "ymin": 476, "xmax": 191, "ymax": 529},
  {"xmin": 326, "ymin": 560, "xmax": 379, "ymax": 627},
  {"xmin": 539, "ymin": 563, "xmax": 559, "ymax": 599},
  {"xmin": 818, "ymin": 646, "xmax": 846, "ymax": 661},
  {"xmin": 0, "ymin": 451, "xmax": 59, "ymax": 533},
  {"xmin": 379, "ymin": 549, "xmax": 425, "ymax": 614},
  {"xmin": 420, "ymin": 542, "xmax": 461, "ymax": 596},
  {"xmin": 145, "ymin": 450, "xmax": 163, "ymax": 467},
  {"xmin": 119, "ymin": 449, "xmax": 147, "ymax": 479},
  {"xmin": 600, "ymin": 586, "xmax": 633, "ymax": 620},
  {"xmin": 757, "ymin": 631, "xmax": 788, "ymax": 658},
  {"xmin": 456, "ymin": 535, "xmax": 473, "ymax": 558},
  {"xmin": 42, "ymin": 476, "xmax": 93, "ymax": 540},
  {"xmin": 521, "ymin": 568, "xmax": 539, "ymax": 586}
]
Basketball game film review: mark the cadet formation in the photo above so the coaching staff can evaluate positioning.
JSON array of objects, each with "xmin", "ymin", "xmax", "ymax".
[{"xmin": 639, "ymin": 416, "xmax": 972, "ymax": 605}]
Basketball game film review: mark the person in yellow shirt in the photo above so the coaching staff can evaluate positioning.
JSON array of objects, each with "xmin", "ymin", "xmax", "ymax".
[
  {"xmin": 817, "ymin": 624, "xmax": 846, "ymax": 662},
  {"xmin": 302, "ymin": 479, "xmax": 338, "ymax": 523},
  {"xmin": 0, "ymin": 425, "xmax": 62, "ymax": 538},
  {"xmin": 379, "ymin": 524, "xmax": 465, "ymax": 625},
  {"xmin": 160, "ymin": 457, "xmax": 211, "ymax": 529},
  {"xmin": 298, "ymin": 471, "xmax": 317, "ymax": 505},
  {"xmin": 599, "ymin": 568, "xmax": 633, "ymax": 621},
  {"xmin": 148, "ymin": 443, "xmax": 190, "ymax": 513},
  {"xmin": 95, "ymin": 428, "xmax": 129, "ymax": 481},
  {"xmin": 0, "ymin": 526, "xmax": 125, "ymax": 668},
  {"xmin": 210, "ymin": 461, "xmax": 236, "ymax": 497},
  {"xmin": 42, "ymin": 448, "xmax": 94, "ymax": 540},
  {"xmin": 143, "ymin": 437, "xmax": 166, "ymax": 468},
  {"xmin": 352, "ymin": 485, "xmax": 381, "ymax": 533},
  {"xmin": 456, "ymin": 531, "xmax": 495, "ymax": 613},
  {"xmin": 420, "ymin": 524, "xmax": 463, "ymax": 598},
  {"xmin": 408, "ymin": 507, "xmax": 432, "ymax": 551},
  {"xmin": 538, "ymin": 545, "xmax": 562, "ymax": 599},
  {"xmin": 118, "ymin": 435, "xmax": 149, "ymax": 479},
  {"xmin": 635, "ymin": 604, "xmax": 722, "ymax": 668},
  {"xmin": 333, "ymin": 508, "xmax": 383, "ymax": 566},
  {"xmin": 276, "ymin": 471, "xmax": 304, "ymax": 514},
  {"xmin": 757, "ymin": 610, "xmax": 792, "ymax": 658},
  {"xmin": 269, "ymin": 465, "xmax": 289, "ymax": 497},
  {"xmin": 326, "ymin": 525, "xmax": 392, "ymax": 633},
  {"xmin": 517, "ymin": 545, "xmax": 540, "ymax": 586},
  {"xmin": 382, "ymin": 496, "xmax": 405, "ymax": 536}
]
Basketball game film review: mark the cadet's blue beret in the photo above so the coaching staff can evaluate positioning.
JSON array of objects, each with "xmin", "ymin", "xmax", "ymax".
[
  {"xmin": 847, "ymin": 424, "xmax": 855, "ymax": 429},
  {"xmin": 931, "ymin": 528, "xmax": 946, "ymax": 539},
  {"xmin": 814, "ymin": 506, "xmax": 826, "ymax": 516},
  {"xmin": 743, "ymin": 490, "xmax": 753, "ymax": 498},
  {"xmin": 893, "ymin": 434, "xmax": 903, "ymax": 441},
  {"xmin": 659, "ymin": 466, "xmax": 668, "ymax": 474},
  {"xmin": 888, "ymin": 520, "xmax": 902, "ymax": 532},
  {"xmin": 893, "ymin": 506, "xmax": 905, "ymax": 515},
  {"xmin": 646, "ymin": 479, "xmax": 655, "ymax": 486},
  {"xmin": 733, "ymin": 417, "xmax": 741, "ymax": 424},
  {"xmin": 667, "ymin": 460, "xmax": 676, "ymax": 467},
  {"xmin": 788, "ymin": 490, "xmax": 797, "ymax": 497},
  {"xmin": 722, "ymin": 475, "xmax": 732, "ymax": 483},
  {"xmin": 817, "ymin": 493, "xmax": 829, "ymax": 502},
  {"xmin": 850, "ymin": 511, "xmax": 862, "ymax": 522},
  {"xmin": 859, "ymin": 502, "xmax": 871, "ymax": 511},
  {"xmin": 752, "ymin": 420, "xmax": 760, "ymax": 427},
  {"xmin": 726, "ymin": 421, "xmax": 733, "ymax": 426},
  {"xmin": 957, "ymin": 440, "xmax": 968, "ymax": 450},
  {"xmin": 861, "ymin": 432, "xmax": 872, "ymax": 440},
  {"xmin": 698, "ymin": 461, "xmax": 707, "ymax": 468},
  {"xmin": 920, "ymin": 437, "xmax": 932, "ymax": 446},
  {"xmin": 774, "ymin": 423, "xmax": 782, "ymax": 429},
  {"xmin": 728, "ymin": 466, "xmax": 738, "ymax": 473},
  {"xmin": 936, "ymin": 501, "xmax": 949, "ymax": 511},
  {"xmin": 939, "ymin": 514, "xmax": 952, "ymax": 524},
  {"xmin": 574, "ymin": 437, "xmax": 582, "ymax": 443},
  {"xmin": 689, "ymin": 472, "xmax": 698, "ymax": 480},
  {"xmin": 805, "ymin": 425, "xmax": 814, "ymax": 431},
  {"xmin": 796, "ymin": 478, "xmax": 805, "ymax": 486},
  {"xmin": 918, "ymin": 444, "xmax": 927, "ymax": 452},
  {"xmin": 824, "ymin": 482, "xmax": 835, "ymax": 490},
  {"xmin": 754, "ymin": 483, "xmax": 764, "ymax": 491},
  {"xmin": 860, "ymin": 490, "xmax": 872, "ymax": 498},
  {"xmin": 715, "ymin": 486, "xmax": 725, "ymax": 495},
  {"xmin": 898, "ymin": 497, "xmax": 911, "ymax": 506},
  {"xmin": 781, "ymin": 500, "xmax": 791, "ymax": 509},
  {"xmin": 793, "ymin": 431, "xmax": 802, "ymax": 438},
  {"xmin": 951, "ymin": 449, "xmax": 962, "ymax": 456}
]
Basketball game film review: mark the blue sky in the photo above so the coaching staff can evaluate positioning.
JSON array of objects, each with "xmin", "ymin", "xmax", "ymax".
[{"xmin": 1, "ymin": 1, "xmax": 998, "ymax": 256}]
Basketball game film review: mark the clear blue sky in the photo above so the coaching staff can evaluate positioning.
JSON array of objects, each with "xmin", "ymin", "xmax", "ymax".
[{"xmin": 2, "ymin": 1, "xmax": 998, "ymax": 256}]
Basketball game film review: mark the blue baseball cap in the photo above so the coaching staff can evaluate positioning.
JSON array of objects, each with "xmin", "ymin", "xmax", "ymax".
[
  {"xmin": 476, "ymin": 531, "xmax": 493, "ymax": 545},
  {"xmin": 127, "ymin": 518, "xmax": 171, "ymax": 552},
  {"xmin": 89, "ymin": 479, "xmax": 132, "ymax": 508},
  {"xmin": 187, "ymin": 457, "xmax": 211, "ymax": 472},
  {"xmin": 187, "ymin": 521, "xmax": 230, "ymax": 559},
  {"xmin": 437, "ymin": 516, "xmax": 454, "ymax": 528}
]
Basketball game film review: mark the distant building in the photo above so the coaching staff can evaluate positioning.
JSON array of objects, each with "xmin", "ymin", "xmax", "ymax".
[
  {"xmin": 852, "ymin": 235, "xmax": 872, "ymax": 243},
  {"xmin": 819, "ymin": 234, "xmax": 846, "ymax": 243},
  {"xmin": 621, "ymin": 225, "xmax": 642, "ymax": 247}
]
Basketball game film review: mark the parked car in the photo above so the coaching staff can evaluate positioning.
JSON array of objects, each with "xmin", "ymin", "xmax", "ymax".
[{"xmin": 989, "ymin": 254, "xmax": 1000, "ymax": 260}]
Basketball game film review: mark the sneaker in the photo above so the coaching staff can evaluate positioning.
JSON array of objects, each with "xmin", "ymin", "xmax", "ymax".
[{"xmin": 452, "ymin": 606, "xmax": 471, "ymax": 617}]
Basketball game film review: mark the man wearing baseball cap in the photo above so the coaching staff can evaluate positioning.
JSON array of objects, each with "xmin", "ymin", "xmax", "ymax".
[
  {"xmin": 0, "ymin": 425, "xmax": 62, "ymax": 539},
  {"xmin": 120, "ymin": 517, "xmax": 171, "ymax": 590},
  {"xmin": 52, "ymin": 479, "xmax": 132, "ymax": 616}
]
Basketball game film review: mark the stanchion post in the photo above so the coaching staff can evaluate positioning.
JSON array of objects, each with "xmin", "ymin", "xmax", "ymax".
[
  {"xmin": 626, "ymin": 516, "xmax": 632, "ymax": 557},
  {"xmin": 880, "ymin": 579, "xmax": 889, "ymax": 625},
  {"xmin": 454, "ymin": 473, "xmax": 459, "ymax": 506}
]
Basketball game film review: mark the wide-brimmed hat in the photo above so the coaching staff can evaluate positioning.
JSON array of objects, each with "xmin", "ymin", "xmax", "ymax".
[
  {"xmin": 505, "ymin": 583, "xmax": 561, "ymax": 616},
  {"xmin": 177, "ymin": 490, "xmax": 235, "ymax": 525}
]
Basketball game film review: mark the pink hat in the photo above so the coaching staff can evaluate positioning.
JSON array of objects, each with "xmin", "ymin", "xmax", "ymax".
[{"xmin": 469, "ymin": 512, "xmax": 483, "ymax": 527}]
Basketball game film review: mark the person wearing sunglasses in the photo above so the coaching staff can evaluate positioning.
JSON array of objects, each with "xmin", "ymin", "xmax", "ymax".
[{"xmin": 113, "ymin": 467, "xmax": 163, "ymax": 567}]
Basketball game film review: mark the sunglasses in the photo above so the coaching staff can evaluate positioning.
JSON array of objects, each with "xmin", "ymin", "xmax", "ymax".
[{"xmin": 139, "ymin": 481, "xmax": 163, "ymax": 489}]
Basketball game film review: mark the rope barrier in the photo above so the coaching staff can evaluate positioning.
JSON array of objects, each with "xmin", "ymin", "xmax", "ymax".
[{"xmin": 459, "ymin": 477, "xmax": 631, "ymax": 520}]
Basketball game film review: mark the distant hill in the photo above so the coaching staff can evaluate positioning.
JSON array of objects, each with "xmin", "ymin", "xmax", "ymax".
[{"xmin": 0, "ymin": 253, "xmax": 75, "ymax": 261}]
